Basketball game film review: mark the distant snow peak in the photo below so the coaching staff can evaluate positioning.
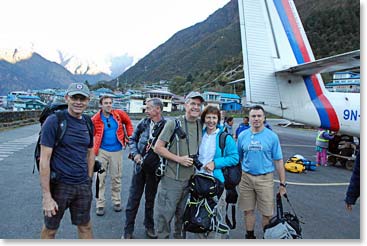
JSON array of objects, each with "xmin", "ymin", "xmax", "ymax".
[
  {"xmin": 0, "ymin": 48, "xmax": 33, "ymax": 63},
  {"xmin": 57, "ymin": 50, "xmax": 109, "ymax": 75}
]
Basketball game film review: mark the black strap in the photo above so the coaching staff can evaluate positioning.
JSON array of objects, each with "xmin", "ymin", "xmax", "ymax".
[
  {"xmin": 183, "ymin": 117, "xmax": 199, "ymax": 155},
  {"xmin": 95, "ymin": 175, "xmax": 100, "ymax": 199},
  {"xmin": 167, "ymin": 119, "xmax": 180, "ymax": 148},
  {"xmin": 83, "ymin": 114, "xmax": 94, "ymax": 147},
  {"xmin": 276, "ymin": 192, "xmax": 284, "ymax": 219},
  {"xmin": 219, "ymin": 131, "xmax": 229, "ymax": 156},
  {"xmin": 220, "ymin": 131, "xmax": 237, "ymax": 229},
  {"xmin": 225, "ymin": 203, "xmax": 236, "ymax": 229},
  {"xmin": 282, "ymin": 193, "xmax": 299, "ymax": 218},
  {"xmin": 276, "ymin": 192, "xmax": 298, "ymax": 220},
  {"xmin": 54, "ymin": 110, "xmax": 67, "ymax": 148}
]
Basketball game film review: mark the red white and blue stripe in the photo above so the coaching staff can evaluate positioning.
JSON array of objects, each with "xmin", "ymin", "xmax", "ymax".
[{"xmin": 273, "ymin": 0, "xmax": 340, "ymax": 131}]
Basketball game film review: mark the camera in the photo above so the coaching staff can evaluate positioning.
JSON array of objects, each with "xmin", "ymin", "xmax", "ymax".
[
  {"xmin": 94, "ymin": 160, "xmax": 105, "ymax": 174},
  {"xmin": 189, "ymin": 154, "xmax": 203, "ymax": 170}
]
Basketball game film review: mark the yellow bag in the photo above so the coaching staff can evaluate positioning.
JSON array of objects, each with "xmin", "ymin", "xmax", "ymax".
[{"xmin": 284, "ymin": 157, "xmax": 305, "ymax": 173}]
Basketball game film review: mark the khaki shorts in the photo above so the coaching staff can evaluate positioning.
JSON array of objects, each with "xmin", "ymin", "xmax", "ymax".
[{"xmin": 238, "ymin": 171, "xmax": 274, "ymax": 216}]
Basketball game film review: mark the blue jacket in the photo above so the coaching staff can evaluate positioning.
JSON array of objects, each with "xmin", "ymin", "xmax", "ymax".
[
  {"xmin": 202, "ymin": 126, "xmax": 239, "ymax": 183},
  {"xmin": 235, "ymin": 123, "xmax": 250, "ymax": 138}
]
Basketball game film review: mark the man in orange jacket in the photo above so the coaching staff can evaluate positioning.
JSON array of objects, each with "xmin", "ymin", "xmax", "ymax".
[{"xmin": 92, "ymin": 95, "xmax": 133, "ymax": 216}]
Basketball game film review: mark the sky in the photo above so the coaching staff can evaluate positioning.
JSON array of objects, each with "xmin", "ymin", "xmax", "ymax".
[{"xmin": 0, "ymin": 0, "xmax": 231, "ymax": 76}]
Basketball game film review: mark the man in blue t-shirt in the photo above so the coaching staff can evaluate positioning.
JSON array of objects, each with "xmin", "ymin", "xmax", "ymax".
[
  {"xmin": 39, "ymin": 83, "xmax": 95, "ymax": 239},
  {"xmin": 92, "ymin": 95, "xmax": 133, "ymax": 216},
  {"xmin": 237, "ymin": 105, "xmax": 287, "ymax": 239}
]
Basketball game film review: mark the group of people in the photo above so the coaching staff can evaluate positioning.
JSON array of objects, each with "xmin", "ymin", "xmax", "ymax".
[{"xmin": 38, "ymin": 84, "xmax": 359, "ymax": 239}]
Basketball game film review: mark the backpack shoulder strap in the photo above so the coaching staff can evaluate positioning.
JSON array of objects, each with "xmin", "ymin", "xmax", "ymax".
[
  {"xmin": 219, "ymin": 131, "xmax": 229, "ymax": 157},
  {"xmin": 151, "ymin": 118, "xmax": 167, "ymax": 145},
  {"xmin": 167, "ymin": 118, "xmax": 181, "ymax": 147},
  {"xmin": 83, "ymin": 114, "xmax": 94, "ymax": 146},
  {"xmin": 54, "ymin": 110, "xmax": 67, "ymax": 147}
]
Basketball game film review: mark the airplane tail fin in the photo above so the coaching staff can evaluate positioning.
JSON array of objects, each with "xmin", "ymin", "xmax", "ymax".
[{"xmin": 237, "ymin": 0, "xmax": 346, "ymax": 131}]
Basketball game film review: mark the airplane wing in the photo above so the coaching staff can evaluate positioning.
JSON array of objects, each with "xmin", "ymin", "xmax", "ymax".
[{"xmin": 275, "ymin": 50, "xmax": 360, "ymax": 75}]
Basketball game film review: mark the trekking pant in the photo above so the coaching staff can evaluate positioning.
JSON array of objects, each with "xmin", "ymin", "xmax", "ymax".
[
  {"xmin": 96, "ymin": 149, "xmax": 123, "ymax": 208},
  {"xmin": 316, "ymin": 147, "xmax": 328, "ymax": 166},
  {"xmin": 155, "ymin": 176, "xmax": 190, "ymax": 239},
  {"xmin": 124, "ymin": 164, "xmax": 159, "ymax": 234}
]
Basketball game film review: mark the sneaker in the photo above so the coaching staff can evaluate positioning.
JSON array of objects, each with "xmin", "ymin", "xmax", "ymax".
[
  {"xmin": 96, "ymin": 207, "xmax": 105, "ymax": 216},
  {"xmin": 122, "ymin": 233, "xmax": 133, "ymax": 239},
  {"xmin": 113, "ymin": 204, "xmax": 122, "ymax": 212},
  {"xmin": 145, "ymin": 228, "xmax": 158, "ymax": 239}
]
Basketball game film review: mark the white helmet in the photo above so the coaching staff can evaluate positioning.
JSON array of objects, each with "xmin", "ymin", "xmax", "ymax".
[{"xmin": 293, "ymin": 154, "xmax": 304, "ymax": 160}]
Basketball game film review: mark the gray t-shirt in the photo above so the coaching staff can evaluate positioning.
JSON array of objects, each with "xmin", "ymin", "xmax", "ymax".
[{"xmin": 158, "ymin": 115, "xmax": 202, "ymax": 181}]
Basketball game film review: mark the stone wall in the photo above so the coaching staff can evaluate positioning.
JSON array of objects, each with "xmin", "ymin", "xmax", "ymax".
[
  {"xmin": 0, "ymin": 110, "xmax": 147, "ymax": 130},
  {"xmin": 0, "ymin": 110, "xmax": 41, "ymax": 129}
]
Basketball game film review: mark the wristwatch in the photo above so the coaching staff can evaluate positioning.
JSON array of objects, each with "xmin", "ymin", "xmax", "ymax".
[{"xmin": 279, "ymin": 182, "xmax": 287, "ymax": 188}]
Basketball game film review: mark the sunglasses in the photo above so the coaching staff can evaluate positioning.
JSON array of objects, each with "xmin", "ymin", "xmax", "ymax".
[{"xmin": 107, "ymin": 118, "xmax": 111, "ymax": 128}]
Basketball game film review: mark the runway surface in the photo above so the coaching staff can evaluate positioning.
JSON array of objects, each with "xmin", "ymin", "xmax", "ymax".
[{"xmin": 0, "ymin": 119, "xmax": 360, "ymax": 239}]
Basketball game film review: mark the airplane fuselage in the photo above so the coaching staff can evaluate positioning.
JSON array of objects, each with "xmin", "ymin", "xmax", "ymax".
[{"xmin": 238, "ymin": 0, "xmax": 360, "ymax": 137}]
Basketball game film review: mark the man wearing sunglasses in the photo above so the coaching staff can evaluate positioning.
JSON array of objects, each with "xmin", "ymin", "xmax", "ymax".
[
  {"xmin": 39, "ymin": 83, "xmax": 95, "ymax": 238},
  {"xmin": 92, "ymin": 95, "xmax": 133, "ymax": 216}
]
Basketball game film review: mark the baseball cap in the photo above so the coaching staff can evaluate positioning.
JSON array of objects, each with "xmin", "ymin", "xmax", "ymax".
[
  {"xmin": 66, "ymin": 83, "xmax": 90, "ymax": 98},
  {"xmin": 185, "ymin": 91, "xmax": 205, "ymax": 103}
]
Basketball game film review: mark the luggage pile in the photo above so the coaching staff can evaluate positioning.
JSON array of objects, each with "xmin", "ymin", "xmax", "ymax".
[{"xmin": 284, "ymin": 155, "xmax": 317, "ymax": 173}]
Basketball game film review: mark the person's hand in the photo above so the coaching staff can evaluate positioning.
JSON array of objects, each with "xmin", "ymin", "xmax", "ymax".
[
  {"xmin": 42, "ymin": 196, "xmax": 58, "ymax": 217},
  {"xmin": 134, "ymin": 154, "xmax": 143, "ymax": 164},
  {"xmin": 279, "ymin": 186, "xmax": 287, "ymax": 196},
  {"xmin": 204, "ymin": 161, "xmax": 215, "ymax": 172},
  {"xmin": 179, "ymin": 155, "xmax": 193, "ymax": 167}
]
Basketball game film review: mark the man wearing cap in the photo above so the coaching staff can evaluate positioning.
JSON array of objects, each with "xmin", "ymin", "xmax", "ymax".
[
  {"xmin": 39, "ymin": 83, "xmax": 95, "ymax": 239},
  {"xmin": 154, "ymin": 91, "xmax": 205, "ymax": 239},
  {"xmin": 92, "ymin": 95, "xmax": 133, "ymax": 216}
]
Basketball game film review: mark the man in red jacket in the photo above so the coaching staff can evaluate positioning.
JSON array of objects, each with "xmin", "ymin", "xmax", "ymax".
[{"xmin": 92, "ymin": 95, "xmax": 133, "ymax": 216}]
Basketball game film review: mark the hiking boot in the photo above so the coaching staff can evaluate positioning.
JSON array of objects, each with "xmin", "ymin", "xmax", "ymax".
[
  {"xmin": 96, "ymin": 207, "xmax": 105, "ymax": 216},
  {"xmin": 145, "ymin": 228, "xmax": 158, "ymax": 239},
  {"xmin": 245, "ymin": 234, "xmax": 256, "ymax": 239},
  {"xmin": 113, "ymin": 204, "xmax": 122, "ymax": 212},
  {"xmin": 122, "ymin": 233, "xmax": 133, "ymax": 239}
]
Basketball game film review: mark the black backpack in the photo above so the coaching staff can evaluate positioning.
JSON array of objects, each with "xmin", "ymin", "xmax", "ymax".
[
  {"xmin": 141, "ymin": 119, "xmax": 167, "ymax": 173},
  {"xmin": 218, "ymin": 131, "xmax": 242, "ymax": 229},
  {"xmin": 219, "ymin": 132, "xmax": 241, "ymax": 189},
  {"xmin": 33, "ymin": 103, "xmax": 93, "ymax": 173},
  {"xmin": 183, "ymin": 194, "xmax": 217, "ymax": 234}
]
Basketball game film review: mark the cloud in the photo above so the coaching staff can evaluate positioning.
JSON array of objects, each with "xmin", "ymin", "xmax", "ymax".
[{"xmin": 109, "ymin": 53, "xmax": 134, "ymax": 78}]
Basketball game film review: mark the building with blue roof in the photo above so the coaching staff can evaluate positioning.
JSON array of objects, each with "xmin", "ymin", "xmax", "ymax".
[
  {"xmin": 202, "ymin": 91, "xmax": 242, "ymax": 111},
  {"xmin": 325, "ymin": 71, "xmax": 360, "ymax": 93}
]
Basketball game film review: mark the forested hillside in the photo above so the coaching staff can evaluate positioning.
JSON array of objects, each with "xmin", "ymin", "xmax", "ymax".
[{"xmin": 109, "ymin": 0, "xmax": 359, "ymax": 95}]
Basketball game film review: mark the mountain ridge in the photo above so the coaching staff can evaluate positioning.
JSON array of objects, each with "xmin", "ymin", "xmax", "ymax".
[
  {"xmin": 111, "ymin": 0, "xmax": 359, "ymax": 94},
  {"xmin": 0, "ymin": 52, "xmax": 111, "ymax": 95}
]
